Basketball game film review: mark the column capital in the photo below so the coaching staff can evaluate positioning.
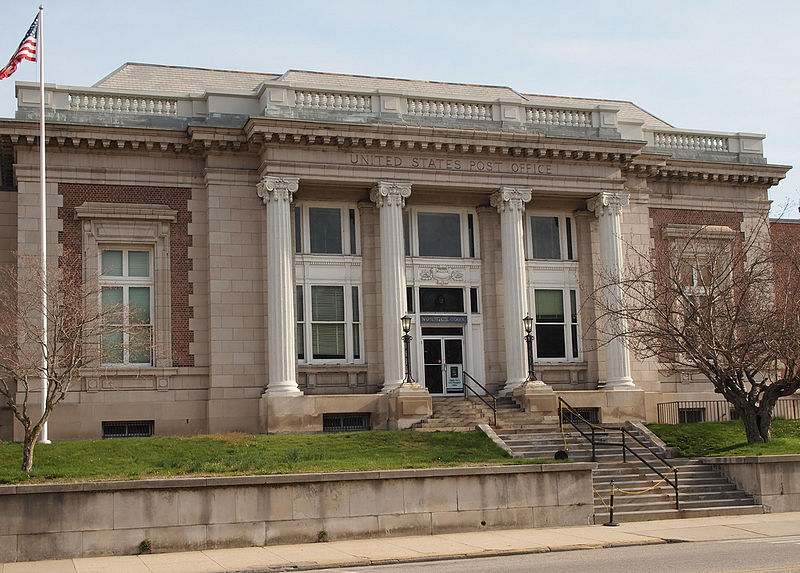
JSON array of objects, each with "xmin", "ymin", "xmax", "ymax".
[
  {"xmin": 257, "ymin": 176, "xmax": 299, "ymax": 204},
  {"xmin": 490, "ymin": 187, "xmax": 532, "ymax": 214},
  {"xmin": 587, "ymin": 192, "xmax": 629, "ymax": 217},
  {"xmin": 370, "ymin": 181, "xmax": 411, "ymax": 208}
]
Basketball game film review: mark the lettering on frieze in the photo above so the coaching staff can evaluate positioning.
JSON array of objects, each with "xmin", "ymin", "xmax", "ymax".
[{"xmin": 347, "ymin": 153, "xmax": 555, "ymax": 175}]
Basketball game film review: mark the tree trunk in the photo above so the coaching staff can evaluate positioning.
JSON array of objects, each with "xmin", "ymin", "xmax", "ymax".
[
  {"xmin": 740, "ymin": 409, "xmax": 767, "ymax": 444},
  {"xmin": 21, "ymin": 427, "xmax": 41, "ymax": 473}
]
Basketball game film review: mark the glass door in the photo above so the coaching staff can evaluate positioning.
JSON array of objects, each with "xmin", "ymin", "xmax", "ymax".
[{"xmin": 422, "ymin": 337, "xmax": 464, "ymax": 395}]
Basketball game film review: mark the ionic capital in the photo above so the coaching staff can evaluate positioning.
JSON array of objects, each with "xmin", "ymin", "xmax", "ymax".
[
  {"xmin": 587, "ymin": 192, "xmax": 629, "ymax": 217},
  {"xmin": 257, "ymin": 176, "xmax": 299, "ymax": 204},
  {"xmin": 490, "ymin": 187, "xmax": 532, "ymax": 214},
  {"xmin": 370, "ymin": 181, "xmax": 412, "ymax": 208}
]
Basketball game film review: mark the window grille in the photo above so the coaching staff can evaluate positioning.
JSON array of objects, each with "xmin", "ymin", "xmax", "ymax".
[
  {"xmin": 323, "ymin": 413, "xmax": 370, "ymax": 433},
  {"xmin": 102, "ymin": 420, "xmax": 154, "ymax": 438}
]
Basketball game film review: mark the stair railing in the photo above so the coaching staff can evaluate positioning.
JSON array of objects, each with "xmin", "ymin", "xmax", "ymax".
[
  {"xmin": 558, "ymin": 397, "xmax": 680, "ymax": 510},
  {"xmin": 463, "ymin": 371, "xmax": 497, "ymax": 426}
]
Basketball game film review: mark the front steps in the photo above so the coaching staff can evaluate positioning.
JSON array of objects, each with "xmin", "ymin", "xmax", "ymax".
[
  {"xmin": 412, "ymin": 396, "xmax": 535, "ymax": 432},
  {"xmin": 497, "ymin": 426, "xmax": 765, "ymax": 523}
]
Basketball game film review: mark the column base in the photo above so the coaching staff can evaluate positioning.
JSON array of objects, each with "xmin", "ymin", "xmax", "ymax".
[
  {"xmin": 598, "ymin": 377, "xmax": 637, "ymax": 390},
  {"xmin": 380, "ymin": 379, "xmax": 406, "ymax": 394},
  {"xmin": 500, "ymin": 377, "xmax": 529, "ymax": 395},
  {"xmin": 263, "ymin": 381, "xmax": 303, "ymax": 397}
]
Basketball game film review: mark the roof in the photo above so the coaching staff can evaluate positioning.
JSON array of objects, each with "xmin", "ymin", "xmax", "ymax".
[{"xmin": 94, "ymin": 63, "xmax": 672, "ymax": 129}]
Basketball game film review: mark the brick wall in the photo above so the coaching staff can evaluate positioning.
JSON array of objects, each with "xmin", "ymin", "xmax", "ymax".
[{"xmin": 58, "ymin": 184, "xmax": 194, "ymax": 367}]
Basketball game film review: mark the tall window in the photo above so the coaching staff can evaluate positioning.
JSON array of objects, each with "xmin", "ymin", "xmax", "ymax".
[
  {"xmin": 100, "ymin": 248, "xmax": 153, "ymax": 365},
  {"xmin": 296, "ymin": 284, "xmax": 362, "ymax": 363},
  {"xmin": 529, "ymin": 215, "xmax": 575, "ymax": 260},
  {"xmin": 533, "ymin": 288, "xmax": 580, "ymax": 359}
]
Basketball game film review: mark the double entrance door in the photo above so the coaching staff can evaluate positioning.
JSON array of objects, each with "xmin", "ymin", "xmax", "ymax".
[{"xmin": 422, "ymin": 336, "xmax": 464, "ymax": 395}]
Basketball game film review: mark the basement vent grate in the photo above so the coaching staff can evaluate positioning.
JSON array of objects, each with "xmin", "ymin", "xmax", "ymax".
[
  {"xmin": 102, "ymin": 420, "xmax": 155, "ymax": 439},
  {"xmin": 323, "ymin": 413, "xmax": 370, "ymax": 433}
]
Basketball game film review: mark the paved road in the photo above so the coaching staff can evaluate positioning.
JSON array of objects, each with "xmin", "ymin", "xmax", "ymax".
[{"xmin": 320, "ymin": 536, "xmax": 800, "ymax": 573}]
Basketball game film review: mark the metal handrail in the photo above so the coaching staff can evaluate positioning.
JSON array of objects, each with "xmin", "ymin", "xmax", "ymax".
[
  {"xmin": 463, "ymin": 371, "xmax": 497, "ymax": 426},
  {"xmin": 558, "ymin": 397, "xmax": 679, "ymax": 509}
]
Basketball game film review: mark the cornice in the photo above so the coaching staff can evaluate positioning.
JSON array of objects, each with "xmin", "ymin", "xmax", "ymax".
[
  {"xmin": 243, "ymin": 117, "xmax": 644, "ymax": 166},
  {"xmin": 626, "ymin": 153, "xmax": 789, "ymax": 187}
]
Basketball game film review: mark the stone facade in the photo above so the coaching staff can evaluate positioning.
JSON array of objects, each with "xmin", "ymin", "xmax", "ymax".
[{"xmin": 0, "ymin": 63, "xmax": 791, "ymax": 437}]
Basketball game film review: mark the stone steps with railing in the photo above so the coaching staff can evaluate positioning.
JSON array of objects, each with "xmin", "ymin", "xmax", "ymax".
[{"xmin": 496, "ymin": 424, "xmax": 764, "ymax": 523}]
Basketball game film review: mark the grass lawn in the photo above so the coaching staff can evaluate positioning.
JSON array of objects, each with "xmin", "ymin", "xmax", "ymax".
[
  {"xmin": 648, "ymin": 419, "xmax": 800, "ymax": 457},
  {"xmin": 0, "ymin": 430, "xmax": 539, "ymax": 484}
]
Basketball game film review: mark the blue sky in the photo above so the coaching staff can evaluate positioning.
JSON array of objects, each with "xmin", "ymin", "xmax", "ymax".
[{"xmin": 1, "ymin": 1, "xmax": 797, "ymax": 216}]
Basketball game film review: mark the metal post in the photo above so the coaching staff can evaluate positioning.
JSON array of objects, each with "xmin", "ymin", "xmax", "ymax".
[
  {"xmin": 675, "ymin": 469, "xmax": 680, "ymax": 510},
  {"xmin": 523, "ymin": 315, "xmax": 536, "ymax": 381},
  {"xmin": 591, "ymin": 426, "xmax": 596, "ymax": 462},
  {"xmin": 603, "ymin": 480, "xmax": 619, "ymax": 526},
  {"xmin": 622, "ymin": 431, "xmax": 627, "ymax": 462}
]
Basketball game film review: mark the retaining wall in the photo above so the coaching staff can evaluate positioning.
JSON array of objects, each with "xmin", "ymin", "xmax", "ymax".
[
  {"xmin": 0, "ymin": 463, "xmax": 594, "ymax": 562},
  {"xmin": 704, "ymin": 455, "xmax": 800, "ymax": 513}
]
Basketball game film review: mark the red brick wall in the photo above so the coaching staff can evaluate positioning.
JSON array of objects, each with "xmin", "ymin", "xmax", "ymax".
[
  {"xmin": 58, "ymin": 184, "xmax": 194, "ymax": 367},
  {"xmin": 770, "ymin": 221, "xmax": 800, "ymax": 306}
]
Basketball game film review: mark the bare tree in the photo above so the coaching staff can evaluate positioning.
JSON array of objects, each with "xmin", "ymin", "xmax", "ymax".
[
  {"xmin": 0, "ymin": 254, "xmax": 110, "ymax": 471},
  {"xmin": 594, "ymin": 220, "xmax": 800, "ymax": 443}
]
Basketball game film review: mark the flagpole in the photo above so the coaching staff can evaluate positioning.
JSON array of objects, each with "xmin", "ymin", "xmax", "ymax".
[{"xmin": 38, "ymin": 4, "xmax": 50, "ymax": 444}]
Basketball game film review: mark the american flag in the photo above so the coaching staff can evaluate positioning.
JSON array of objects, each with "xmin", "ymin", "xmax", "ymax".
[{"xmin": 0, "ymin": 14, "xmax": 39, "ymax": 80}]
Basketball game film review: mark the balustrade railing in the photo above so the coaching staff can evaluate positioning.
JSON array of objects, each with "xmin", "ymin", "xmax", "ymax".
[
  {"xmin": 69, "ymin": 92, "xmax": 179, "ymax": 116},
  {"xmin": 526, "ymin": 107, "xmax": 593, "ymax": 128},
  {"xmin": 407, "ymin": 99, "xmax": 492, "ymax": 121},
  {"xmin": 652, "ymin": 131, "xmax": 729, "ymax": 152},
  {"xmin": 294, "ymin": 90, "xmax": 372, "ymax": 112}
]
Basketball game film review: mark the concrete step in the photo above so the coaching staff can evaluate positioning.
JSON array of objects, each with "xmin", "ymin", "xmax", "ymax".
[{"xmin": 593, "ymin": 505, "xmax": 764, "ymax": 524}]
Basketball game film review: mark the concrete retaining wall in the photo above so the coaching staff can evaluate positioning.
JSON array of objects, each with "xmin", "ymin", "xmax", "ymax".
[
  {"xmin": 0, "ymin": 463, "xmax": 594, "ymax": 562},
  {"xmin": 704, "ymin": 455, "xmax": 800, "ymax": 512}
]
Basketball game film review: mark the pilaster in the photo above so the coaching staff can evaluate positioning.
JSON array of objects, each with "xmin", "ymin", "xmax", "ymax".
[{"xmin": 257, "ymin": 175, "xmax": 302, "ymax": 396}]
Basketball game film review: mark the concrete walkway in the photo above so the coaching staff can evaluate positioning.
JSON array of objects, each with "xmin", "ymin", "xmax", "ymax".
[{"xmin": 2, "ymin": 512, "xmax": 800, "ymax": 573}]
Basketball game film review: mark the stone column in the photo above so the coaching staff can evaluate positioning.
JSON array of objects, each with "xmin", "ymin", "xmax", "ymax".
[
  {"xmin": 370, "ymin": 181, "xmax": 411, "ymax": 393},
  {"xmin": 257, "ymin": 175, "xmax": 302, "ymax": 396},
  {"xmin": 587, "ymin": 192, "xmax": 635, "ymax": 389},
  {"xmin": 490, "ymin": 187, "xmax": 533, "ymax": 394}
]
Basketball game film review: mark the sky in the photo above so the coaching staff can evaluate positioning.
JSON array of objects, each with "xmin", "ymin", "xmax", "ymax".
[{"xmin": 0, "ymin": 0, "xmax": 797, "ymax": 216}]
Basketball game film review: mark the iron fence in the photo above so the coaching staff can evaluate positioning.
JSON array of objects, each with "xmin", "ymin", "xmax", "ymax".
[{"xmin": 657, "ymin": 398, "xmax": 800, "ymax": 424}]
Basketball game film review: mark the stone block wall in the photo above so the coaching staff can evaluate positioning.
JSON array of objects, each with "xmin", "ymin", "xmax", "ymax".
[{"xmin": 0, "ymin": 464, "xmax": 594, "ymax": 562}]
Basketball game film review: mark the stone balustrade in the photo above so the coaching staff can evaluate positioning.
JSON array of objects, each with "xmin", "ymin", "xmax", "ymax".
[
  {"xmin": 68, "ymin": 92, "xmax": 179, "ymax": 116},
  {"xmin": 406, "ymin": 98, "xmax": 493, "ymax": 121},
  {"xmin": 13, "ymin": 82, "xmax": 764, "ymax": 161},
  {"xmin": 526, "ymin": 106, "xmax": 593, "ymax": 128},
  {"xmin": 294, "ymin": 90, "xmax": 372, "ymax": 112},
  {"xmin": 652, "ymin": 130, "xmax": 730, "ymax": 152}
]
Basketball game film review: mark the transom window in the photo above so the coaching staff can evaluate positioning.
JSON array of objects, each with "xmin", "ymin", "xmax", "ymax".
[
  {"xmin": 294, "ymin": 204, "xmax": 358, "ymax": 255},
  {"xmin": 528, "ymin": 214, "xmax": 575, "ymax": 260},
  {"xmin": 99, "ymin": 248, "xmax": 153, "ymax": 365},
  {"xmin": 403, "ymin": 209, "xmax": 477, "ymax": 259}
]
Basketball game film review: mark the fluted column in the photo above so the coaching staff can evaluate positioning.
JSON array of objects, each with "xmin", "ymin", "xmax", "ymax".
[
  {"xmin": 257, "ymin": 175, "xmax": 302, "ymax": 396},
  {"xmin": 587, "ymin": 191, "xmax": 635, "ymax": 389},
  {"xmin": 370, "ymin": 181, "xmax": 412, "ymax": 393},
  {"xmin": 490, "ymin": 187, "xmax": 533, "ymax": 394}
]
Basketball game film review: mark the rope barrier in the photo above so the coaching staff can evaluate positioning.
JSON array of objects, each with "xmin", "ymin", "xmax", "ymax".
[
  {"xmin": 615, "ymin": 469, "xmax": 677, "ymax": 495},
  {"xmin": 592, "ymin": 486, "xmax": 610, "ymax": 508}
]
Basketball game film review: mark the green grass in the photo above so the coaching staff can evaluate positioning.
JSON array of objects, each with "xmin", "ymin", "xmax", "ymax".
[
  {"xmin": 648, "ymin": 419, "xmax": 800, "ymax": 457},
  {"xmin": 0, "ymin": 430, "xmax": 540, "ymax": 484}
]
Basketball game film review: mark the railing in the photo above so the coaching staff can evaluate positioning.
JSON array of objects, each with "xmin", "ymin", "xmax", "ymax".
[
  {"xmin": 407, "ymin": 99, "xmax": 493, "ymax": 121},
  {"xmin": 526, "ymin": 107, "xmax": 593, "ymax": 128},
  {"xmin": 463, "ymin": 371, "xmax": 497, "ymax": 426},
  {"xmin": 657, "ymin": 398, "xmax": 800, "ymax": 424},
  {"xmin": 558, "ymin": 397, "xmax": 679, "ymax": 509},
  {"xmin": 294, "ymin": 90, "xmax": 373, "ymax": 112},
  {"xmin": 652, "ymin": 131, "xmax": 729, "ymax": 152},
  {"xmin": 68, "ymin": 92, "xmax": 179, "ymax": 116}
]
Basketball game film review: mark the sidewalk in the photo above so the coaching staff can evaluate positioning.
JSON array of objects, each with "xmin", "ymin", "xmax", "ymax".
[{"xmin": 2, "ymin": 512, "xmax": 800, "ymax": 573}]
